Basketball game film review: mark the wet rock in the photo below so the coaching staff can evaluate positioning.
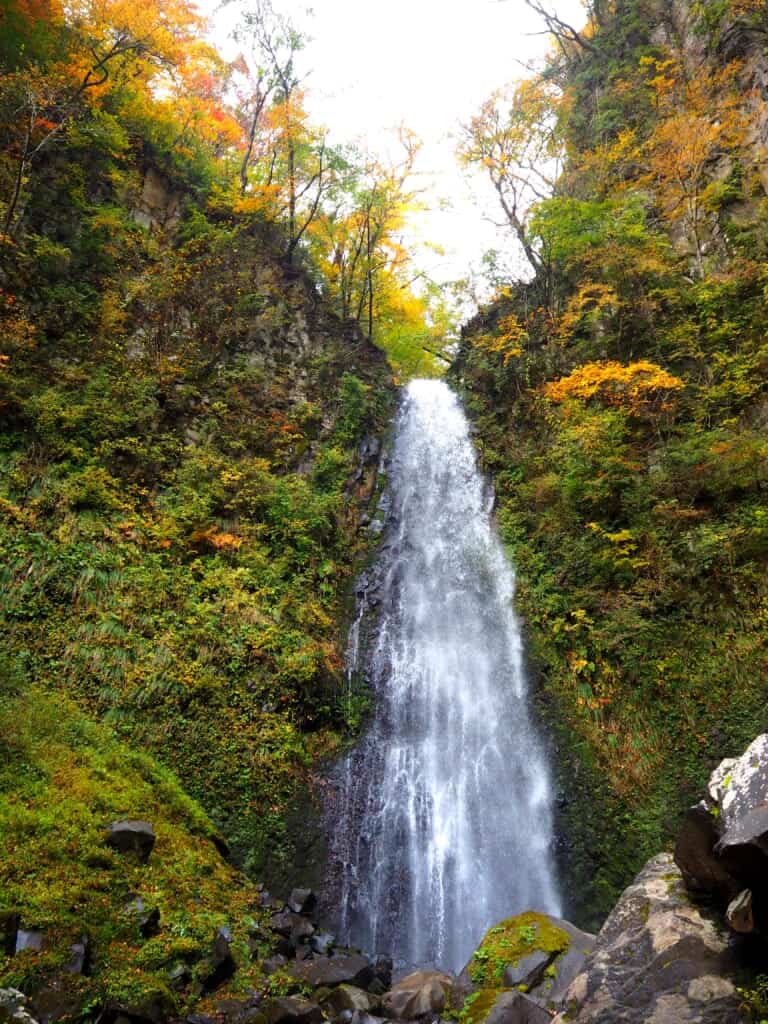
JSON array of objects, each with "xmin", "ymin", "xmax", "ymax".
[
  {"xmin": 106, "ymin": 821, "xmax": 155, "ymax": 863},
  {"xmin": 483, "ymin": 990, "xmax": 551, "ymax": 1024},
  {"xmin": 14, "ymin": 929, "xmax": 43, "ymax": 954},
  {"xmin": 263, "ymin": 997, "xmax": 323, "ymax": 1024},
  {"xmin": 290, "ymin": 955, "xmax": 375, "ymax": 991},
  {"xmin": 371, "ymin": 957, "xmax": 393, "ymax": 995},
  {"xmin": 551, "ymin": 853, "xmax": 744, "ymax": 1024},
  {"xmin": 288, "ymin": 889, "xmax": 317, "ymax": 916},
  {"xmin": 199, "ymin": 927, "xmax": 237, "ymax": 993},
  {"xmin": 124, "ymin": 897, "xmax": 160, "ymax": 938},
  {"xmin": 381, "ymin": 970, "xmax": 454, "ymax": 1019},
  {"xmin": 726, "ymin": 889, "xmax": 754, "ymax": 933},
  {"xmin": 0, "ymin": 989, "xmax": 40, "ymax": 1024},
  {"xmin": 320, "ymin": 986, "xmax": 372, "ymax": 1017}
]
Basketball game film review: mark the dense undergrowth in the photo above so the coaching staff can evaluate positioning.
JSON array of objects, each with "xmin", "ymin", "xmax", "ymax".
[
  {"xmin": 0, "ymin": 0, "xmax": 404, "ymax": 1010},
  {"xmin": 454, "ymin": 0, "xmax": 768, "ymax": 926}
]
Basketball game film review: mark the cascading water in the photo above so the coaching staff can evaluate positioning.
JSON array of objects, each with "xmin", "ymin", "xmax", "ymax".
[{"xmin": 332, "ymin": 379, "xmax": 560, "ymax": 973}]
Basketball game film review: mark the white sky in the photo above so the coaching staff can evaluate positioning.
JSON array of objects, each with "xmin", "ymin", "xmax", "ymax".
[{"xmin": 202, "ymin": 0, "xmax": 586, "ymax": 289}]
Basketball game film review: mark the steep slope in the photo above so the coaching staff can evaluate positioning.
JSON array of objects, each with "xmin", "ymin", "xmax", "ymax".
[{"xmin": 453, "ymin": 0, "xmax": 768, "ymax": 926}]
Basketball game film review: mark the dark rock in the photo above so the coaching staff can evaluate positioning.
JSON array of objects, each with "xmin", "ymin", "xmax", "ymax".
[
  {"xmin": 29, "ymin": 986, "xmax": 82, "ymax": 1024},
  {"xmin": 674, "ymin": 801, "xmax": 738, "ymax": 896},
  {"xmin": 106, "ymin": 821, "xmax": 155, "ymax": 863},
  {"xmin": 502, "ymin": 950, "xmax": 551, "ymax": 989},
  {"xmin": 372, "ymin": 958, "xmax": 392, "ymax": 992},
  {"xmin": 269, "ymin": 911, "xmax": 305, "ymax": 939},
  {"xmin": 290, "ymin": 955, "xmax": 375, "ymax": 991},
  {"xmin": 67, "ymin": 935, "xmax": 91, "ymax": 975},
  {"xmin": 104, "ymin": 988, "xmax": 175, "ymax": 1024},
  {"xmin": 169, "ymin": 964, "xmax": 192, "ymax": 990},
  {"xmin": 288, "ymin": 889, "xmax": 317, "ymax": 916},
  {"xmin": 124, "ymin": 897, "xmax": 160, "ymax": 938},
  {"xmin": 211, "ymin": 834, "xmax": 231, "ymax": 861},
  {"xmin": 263, "ymin": 997, "xmax": 323, "ymax": 1024},
  {"xmin": 200, "ymin": 927, "xmax": 237, "ymax": 993},
  {"xmin": 320, "ymin": 986, "xmax": 372, "ymax": 1017},
  {"xmin": 310, "ymin": 932, "xmax": 335, "ymax": 956},
  {"xmin": 0, "ymin": 914, "xmax": 19, "ymax": 956},
  {"xmin": 349, "ymin": 1014, "xmax": 386, "ymax": 1024},
  {"xmin": 14, "ymin": 929, "xmax": 43, "ymax": 954},
  {"xmin": 551, "ymin": 853, "xmax": 744, "ymax": 1023},
  {"xmin": 262, "ymin": 955, "xmax": 288, "ymax": 976},
  {"xmin": 290, "ymin": 918, "xmax": 315, "ymax": 945},
  {"xmin": 294, "ymin": 946, "xmax": 312, "ymax": 963},
  {"xmin": 381, "ymin": 970, "xmax": 454, "ymax": 1019},
  {"xmin": 484, "ymin": 991, "xmax": 551, "ymax": 1024},
  {"xmin": 726, "ymin": 889, "xmax": 754, "ymax": 933}
]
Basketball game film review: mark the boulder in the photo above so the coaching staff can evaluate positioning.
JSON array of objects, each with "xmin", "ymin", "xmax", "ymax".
[
  {"xmin": 124, "ymin": 897, "xmax": 160, "ymax": 938},
  {"xmin": 674, "ymin": 802, "xmax": 737, "ymax": 896},
  {"xmin": 104, "ymin": 988, "xmax": 175, "ymax": 1024},
  {"xmin": 288, "ymin": 890, "xmax": 317, "ymax": 916},
  {"xmin": 67, "ymin": 935, "xmax": 91, "ymax": 975},
  {"xmin": 0, "ymin": 990, "xmax": 40, "ymax": 1024},
  {"xmin": 550, "ymin": 853, "xmax": 744, "ymax": 1024},
  {"xmin": 310, "ymin": 932, "xmax": 335, "ymax": 956},
  {"xmin": 263, "ymin": 998, "xmax": 323, "ymax": 1024},
  {"xmin": 502, "ymin": 950, "xmax": 551, "ymax": 989},
  {"xmin": 199, "ymin": 927, "xmax": 237, "ymax": 993},
  {"xmin": 675, "ymin": 733, "xmax": 768, "ymax": 932},
  {"xmin": 14, "ymin": 929, "xmax": 44, "ymax": 954},
  {"xmin": 289, "ymin": 955, "xmax": 375, "ymax": 991},
  {"xmin": 106, "ymin": 821, "xmax": 155, "ymax": 863},
  {"xmin": 455, "ymin": 912, "xmax": 593, "ymax": 1010},
  {"xmin": 320, "ymin": 986, "xmax": 372, "ymax": 1017},
  {"xmin": 381, "ymin": 970, "xmax": 454, "ymax": 1019}
]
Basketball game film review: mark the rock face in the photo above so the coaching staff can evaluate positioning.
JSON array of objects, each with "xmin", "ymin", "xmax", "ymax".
[
  {"xmin": 675, "ymin": 733, "xmax": 768, "ymax": 933},
  {"xmin": 551, "ymin": 854, "xmax": 745, "ymax": 1024}
]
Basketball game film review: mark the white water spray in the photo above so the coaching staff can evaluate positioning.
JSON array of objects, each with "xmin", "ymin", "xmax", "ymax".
[{"xmin": 334, "ymin": 379, "xmax": 560, "ymax": 972}]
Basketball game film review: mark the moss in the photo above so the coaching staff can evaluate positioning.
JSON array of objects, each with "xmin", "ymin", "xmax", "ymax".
[
  {"xmin": 468, "ymin": 912, "xmax": 570, "ymax": 987},
  {"xmin": 459, "ymin": 988, "xmax": 507, "ymax": 1024},
  {"xmin": 0, "ymin": 686, "xmax": 272, "ymax": 1014}
]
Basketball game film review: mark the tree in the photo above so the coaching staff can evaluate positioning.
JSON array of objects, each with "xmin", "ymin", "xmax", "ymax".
[{"xmin": 458, "ymin": 76, "xmax": 564, "ymax": 282}]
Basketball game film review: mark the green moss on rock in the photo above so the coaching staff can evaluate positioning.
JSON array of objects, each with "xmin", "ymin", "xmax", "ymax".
[{"xmin": 468, "ymin": 912, "xmax": 570, "ymax": 987}]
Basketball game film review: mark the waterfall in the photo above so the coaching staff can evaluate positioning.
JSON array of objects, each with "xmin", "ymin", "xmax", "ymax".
[{"xmin": 332, "ymin": 379, "xmax": 560, "ymax": 973}]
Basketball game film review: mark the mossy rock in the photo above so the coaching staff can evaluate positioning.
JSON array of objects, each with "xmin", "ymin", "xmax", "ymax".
[{"xmin": 467, "ymin": 912, "xmax": 570, "ymax": 988}]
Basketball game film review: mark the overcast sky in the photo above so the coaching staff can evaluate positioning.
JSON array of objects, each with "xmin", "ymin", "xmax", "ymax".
[{"xmin": 203, "ymin": 0, "xmax": 586, "ymax": 287}]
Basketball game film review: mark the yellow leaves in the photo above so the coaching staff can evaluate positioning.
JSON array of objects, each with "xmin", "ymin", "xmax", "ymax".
[
  {"xmin": 555, "ymin": 282, "xmax": 617, "ymax": 344},
  {"xmin": 476, "ymin": 313, "xmax": 528, "ymax": 364},
  {"xmin": 545, "ymin": 359, "xmax": 685, "ymax": 415}
]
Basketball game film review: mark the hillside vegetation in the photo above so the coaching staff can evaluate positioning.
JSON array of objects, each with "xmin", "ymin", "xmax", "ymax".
[
  {"xmin": 0, "ymin": 0, "xmax": 441, "ymax": 1009},
  {"xmin": 454, "ymin": 0, "xmax": 768, "ymax": 924}
]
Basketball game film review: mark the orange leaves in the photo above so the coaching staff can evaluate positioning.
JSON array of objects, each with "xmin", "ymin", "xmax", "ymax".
[
  {"xmin": 189, "ymin": 527, "xmax": 244, "ymax": 552},
  {"xmin": 545, "ymin": 360, "xmax": 685, "ymax": 416},
  {"xmin": 555, "ymin": 282, "xmax": 617, "ymax": 344},
  {"xmin": 476, "ymin": 313, "xmax": 528, "ymax": 365}
]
